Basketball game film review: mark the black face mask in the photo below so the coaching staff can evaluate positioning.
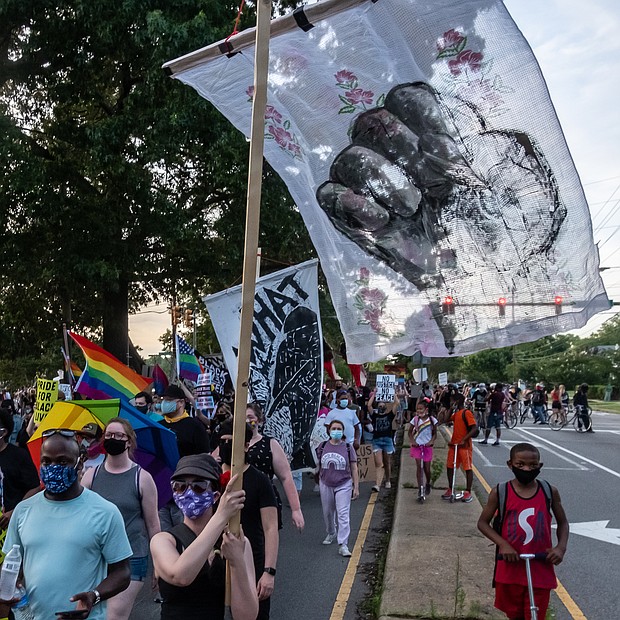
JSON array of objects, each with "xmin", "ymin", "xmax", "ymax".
[
  {"xmin": 135, "ymin": 405, "xmax": 149, "ymax": 414},
  {"xmin": 219, "ymin": 441, "xmax": 232, "ymax": 466},
  {"xmin": 104, "ymin": 437, "xmax": 128, "ymax": 456},
  {"xmin": 512, "ymin": 466, "xmax": 541, "ymax": 485}
]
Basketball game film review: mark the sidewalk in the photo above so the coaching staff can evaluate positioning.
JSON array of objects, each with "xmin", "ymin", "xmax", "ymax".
[{"xmin": 379, "ymin": 427, "xmax": 504, "ymax": 620}]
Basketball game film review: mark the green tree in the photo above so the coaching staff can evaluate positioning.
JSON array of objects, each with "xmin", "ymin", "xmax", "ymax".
[{"xmin": 0, "ymin": 0, "xmax": 310, "ymax": 370}]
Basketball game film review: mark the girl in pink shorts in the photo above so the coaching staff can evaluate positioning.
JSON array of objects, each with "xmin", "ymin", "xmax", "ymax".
[{"xmin": 408, "ymin": 398, "xmax": 438, "ymax": 499}]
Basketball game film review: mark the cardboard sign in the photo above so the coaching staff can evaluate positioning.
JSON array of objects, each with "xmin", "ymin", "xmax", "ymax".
[
  {"xmin": 375, "ymin": 374, "xmax": 396, "ymax": 402},
  {"xmin": 58, "ymin": 384, "xmax": 73, "ymax": 401},
  {"xmin": 413, "ymin": 368, "xmax": 428, "ymax": 383},
  {"xmin": 355, "ymin": 443, "xmax": 377, "ymax": 484},
  {"xmin": 438, "ymin": 372, "xmax": 448, "ymax": 386},
  {"xmin": 195, "ymin": 372, "xmax": 215, "ymax": 413},
  {"xmin": 34, "ymin": 378, "xmax": 58, "ymax": 423}
]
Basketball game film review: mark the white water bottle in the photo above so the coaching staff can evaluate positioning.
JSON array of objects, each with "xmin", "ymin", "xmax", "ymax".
[
  {"xmin": 0, "ymin": 544, "xmax": 22, "ymax": 600},
  {"xmin": 12, "ymin": 586, "xmax": 35, "ymax": 620}
]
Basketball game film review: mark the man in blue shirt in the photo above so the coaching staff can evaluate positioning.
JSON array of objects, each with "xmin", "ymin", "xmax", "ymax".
[{"xmin": 4, "ymin": 430, "xmax": 132, "ymax": 619}]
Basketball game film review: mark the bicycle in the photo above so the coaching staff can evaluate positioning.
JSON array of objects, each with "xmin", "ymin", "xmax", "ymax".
[
  {"xmin": 549, "ymin": 404, "xmax": 592, "ymax": 432},
  {"xmin": 519, "ymin": 402, "xmax": 534, "ymax": 425},
  {"xmin": 503, "ymin": 402, "xmax": 518, "ymax": 429}
]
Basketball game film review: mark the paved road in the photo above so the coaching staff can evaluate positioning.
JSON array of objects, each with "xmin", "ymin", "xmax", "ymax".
[
  {"xmin": 472, "ymin": 410, "xmax": 620, "ymax": 620},
  {"xmin": 130, "ymin": 413, "xmax": 619, "ymax": 620}
]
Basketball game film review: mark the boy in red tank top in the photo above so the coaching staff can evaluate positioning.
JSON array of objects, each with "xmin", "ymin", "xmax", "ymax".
[{"xmin": 477, "ymin": 443, "xmax": 569, "ymax": 620}]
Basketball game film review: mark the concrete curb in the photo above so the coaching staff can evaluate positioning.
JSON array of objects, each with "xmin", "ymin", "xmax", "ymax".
[{"xmin": 378, "ymin": 426, "xmax": 504, "ymax": 619}]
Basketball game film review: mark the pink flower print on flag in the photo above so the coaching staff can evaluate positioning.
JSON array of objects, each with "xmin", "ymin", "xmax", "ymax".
[
  {"xmin": 268, "ymin": 125, "xmax": 292, "ymax": 148},
  {"xmin": 448, "ymin": 50, "xmax": 484, "ymax": 76},
  {"xmin": 246, "ymin": 83, "xmax": 303, "ymax": 160},
  {"xmin": 436, "ymin": 27, "xmax": 511, "ymax": 116},
  {"xmin": 345, "ymin": 88, "xmax": 374, "ymax": 106},
  {"xmin": 265, "ymin": 105, "xmax": 283, "ymax": 124},
  {"xmin": 364, "ymin": 307, "xmax": 383, "ymax": 333},
  {"xmin": 436, "ymin": 29, "xmax": 467, "ymax": 57},
  {"xmin": 334, "ymin": 70, "xmax": 385, "ymax": 115},
  {"xmin": 335, "ymin": 70, "xmax": 357, "ymax": 85},
  {"xmin": 359, "ymin": 287, "xmax": 387, "ymax": 306},
  {"xmin": 353, "ymin": 269, "xmax": 390, "ymax": 336}
]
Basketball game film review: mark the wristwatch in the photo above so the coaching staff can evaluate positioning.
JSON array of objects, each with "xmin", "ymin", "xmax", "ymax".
[
  {"xmin": 263, "ymin": 567, "xmax": 277, "ymax": 576},
  {"xmin": 91, "ymin": 590, "xmax": 101, "ymax": 606}
]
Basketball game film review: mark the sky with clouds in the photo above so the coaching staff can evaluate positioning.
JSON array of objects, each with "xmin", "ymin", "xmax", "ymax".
[{"xmin": 130, "ymin": 0, "xmax": 620, "ymax": 356}]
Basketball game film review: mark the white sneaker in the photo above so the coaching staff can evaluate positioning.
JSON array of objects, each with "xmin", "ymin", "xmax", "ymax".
[
  {"xmin": 371, "ymin": 484, "xmax": 380, "ymax": 492},
  {"xmin": 322, "ymin": 533, "xmax": 336, "ymax": 545},
  {"xmin": 385, "ymin": 481, "xmax": 392, "ymax": 489},
  {"xmin": 338, "ymin": 544, "xmax": 352, "ymax": 557}
]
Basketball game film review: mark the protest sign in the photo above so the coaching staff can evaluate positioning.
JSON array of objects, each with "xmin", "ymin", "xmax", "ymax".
[
  {"xmin": 355, "ymin": 444, "xmax": 377, "ymax": 483},
  {"xmin": 375, "ymin": 374, "xmax": 396, "ymax": 402},
  {"xmin": 58, "ymin": 384, "xmax": 73, "ymax": 401},
  {"xmin": 438, "ymin": 372, "xmax": 449, "ymax": 386},
  {"xmin": 34, "ymin": 378, "xmax": 58, "ymax": 423},
  {"xmin": 195, "ymin": 372, "xmax": 216, "ymax": 414}
]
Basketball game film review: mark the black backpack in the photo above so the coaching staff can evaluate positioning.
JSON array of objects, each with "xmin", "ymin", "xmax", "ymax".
[
  {"xmin": 492, "ymin": 479, "xmax": 553, "ymax": 535},
  {"xmin": 532, "ymin": 390, "xmax": 545, "ymax": 405}
]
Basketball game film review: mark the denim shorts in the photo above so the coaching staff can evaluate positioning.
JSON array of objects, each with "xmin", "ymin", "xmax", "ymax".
[
  {"xmin": 486, "ymin": 411, "xmax": 502, "ymax": 429},
  {"xmin": 130, "ymin": 556, "xmax": 148, "ymax": 581},
  {"xmin": 372, "ymin": 436, "xmax": 395, "ymax": 454}
]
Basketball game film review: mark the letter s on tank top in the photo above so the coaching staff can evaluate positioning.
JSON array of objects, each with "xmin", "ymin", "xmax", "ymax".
[{"xmin": 494, "ymin": 482, "xmax": 557, "ymax": 589}]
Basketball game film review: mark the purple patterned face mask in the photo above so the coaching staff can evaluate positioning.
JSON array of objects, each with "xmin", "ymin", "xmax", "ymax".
[{"xmin": 173, "ymin": 488, "xmax": 217, "ymax": 519}]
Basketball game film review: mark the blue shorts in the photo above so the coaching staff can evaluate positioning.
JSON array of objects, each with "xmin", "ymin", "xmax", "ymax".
[
  {"xmin": 130, "ymin": 556, "xmax": 148, "ymax": 581},
  {"xmin": 487, "ymin": 411, "xmax": 502, "ymax": 429},
  {"xmin": 372, "ymin": 436, "xmax": 395, "ymax": 454}
]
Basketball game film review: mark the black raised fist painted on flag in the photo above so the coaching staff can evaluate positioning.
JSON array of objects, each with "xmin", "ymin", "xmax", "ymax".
[{"xmin": 317, "ymin": 82, "xmax": 566, "ymax": 297}]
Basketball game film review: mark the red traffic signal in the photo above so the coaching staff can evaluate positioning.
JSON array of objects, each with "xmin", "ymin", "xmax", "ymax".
[
  {"xmin": 498, "ymin": 297, "xmax": 507, "ymax": 317},
  {"xmin": 441, "ymin": 296, "xmax": 455, "ymax": 315},
  {"xmin": 554, "ymin": 295, "xmax": 563, "ymax": 315}
]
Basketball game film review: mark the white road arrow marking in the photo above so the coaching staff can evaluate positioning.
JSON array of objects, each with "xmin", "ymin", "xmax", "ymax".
[{"xmin": 553, "ymin": 520, "xmax": 620, "ymax": 546}]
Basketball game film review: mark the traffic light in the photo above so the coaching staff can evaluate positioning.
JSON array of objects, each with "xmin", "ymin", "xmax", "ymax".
[
  {"xmin": 184, "ymin": 308, "xmax": 193, "ymax": 328},
  {"xmin": 441, "ymin": 296, "xmax": 455, "ymax": 315},
  {"xmin": 498, "ymin": 297, "xmax": 507, "ymax": 317},
  {"xmin": 170, "ymin": 305, "xmax": 182, "ymax": 326},
  {"xmin": 554, "ymin": 295, "xmax": 563, "ymax": 315}
]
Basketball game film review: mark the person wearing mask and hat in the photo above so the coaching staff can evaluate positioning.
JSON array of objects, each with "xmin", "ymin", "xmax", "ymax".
[
  {"xmin": 217, "ymin": 420, "xmax": 279, "ymax": 620},
  {"xmin": 151, "ymin": 454, "xmax": 258, "ymax": 620},
  {"xmin": 159, "ymin": 385, "xmax": 210, "ymax": 457},
  {"xmin": 79, "ymin": 422, "xmax": 105, "ymax": 473}
]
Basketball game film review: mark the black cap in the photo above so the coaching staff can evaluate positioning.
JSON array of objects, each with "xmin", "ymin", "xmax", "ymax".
[
  {"xmin": 171, "ymin": 454, "xmax": 221, "ymax": 484},
  {"xmin": 163, "ymin": 385, "xmax": 186, "ymax": 400}
]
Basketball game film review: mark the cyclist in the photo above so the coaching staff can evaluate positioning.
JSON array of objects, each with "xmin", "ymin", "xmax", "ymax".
[
  {"xmin": 573, "ymin": 383, "xmax": 594, "ymax": 433},
  {"xmin": 559, "ymin": 384, "xmax": 569, "ymax": 421}
]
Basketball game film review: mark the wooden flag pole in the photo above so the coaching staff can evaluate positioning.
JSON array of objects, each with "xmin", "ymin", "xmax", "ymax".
[
  {"xmin": 228, "ymin": 0, "xmax": 271, "ymax": 535},
  {"xmin": 225, "ymin": 0, "xmax": 271, "ymax": 607}
]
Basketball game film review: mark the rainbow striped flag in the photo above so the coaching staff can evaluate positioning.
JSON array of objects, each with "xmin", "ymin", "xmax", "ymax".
[
  {"xmin": 70, "ymin": 332, "xmax": 151, "ymax": 401},
  {"xmin": 176, "ymin": 334, "xmax": 203, "ymax": 382}
]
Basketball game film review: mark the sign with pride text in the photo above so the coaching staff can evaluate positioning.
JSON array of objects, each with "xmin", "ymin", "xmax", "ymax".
[{"xmin": 34, "ymin": 378, "xmax": 58, "ymax": 423}]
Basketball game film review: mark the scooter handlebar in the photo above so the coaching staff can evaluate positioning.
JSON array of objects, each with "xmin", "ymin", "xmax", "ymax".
[{"xmin": 497, "ymin": 552, "xmax": 548, "ymax": 561}]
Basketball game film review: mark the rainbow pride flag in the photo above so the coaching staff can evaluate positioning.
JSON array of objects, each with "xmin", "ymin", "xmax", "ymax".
[
  {"xmin": 70, "ymin": 332, "xmax": 151, "ymax": 401},
  {"xmin": 176, "ymin": 334, "xmax": 203, "ymax": 382}
]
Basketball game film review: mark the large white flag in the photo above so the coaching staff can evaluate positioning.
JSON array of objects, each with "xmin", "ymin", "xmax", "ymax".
[
  {"xmin": 167, "ymin": 0, "xmax": 608, "ymax": 362},
  {"xmin": 203, "ymin": 260, "xmax": 322, "ymax": 463}
]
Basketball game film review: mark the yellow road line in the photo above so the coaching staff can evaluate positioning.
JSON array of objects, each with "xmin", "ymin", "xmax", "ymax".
[
  {"xmin": 472, "ymin": 465, "xmax": 588, "ymax": 620},
  {"xmin": 329, "ymin": 493, "xmax": 378, "ymax": 620}
]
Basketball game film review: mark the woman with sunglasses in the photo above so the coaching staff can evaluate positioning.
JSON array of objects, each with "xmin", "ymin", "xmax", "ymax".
[
  {"xmin": 151, "ymin": 454, "xmax": 258, "ymax": 620},
  {"xmin": 81, "ymin": 418, "xmax": 160, "ymax": 620}
]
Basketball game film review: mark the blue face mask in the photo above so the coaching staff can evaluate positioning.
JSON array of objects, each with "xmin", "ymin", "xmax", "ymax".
[
  {"xmin": 330, "ymin": 430, "xmax": 344, "ymax": 441},
  {"xmin": 40, "ymin": 462, "xmax": 79, "ymax": 494},
  {"xmin": 339, "ymin": 399, "xmax": 349, "ymax": 408},
  {"xmin": 161, "ymin": 400, "xmax": 178, "ymax": 415}
]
